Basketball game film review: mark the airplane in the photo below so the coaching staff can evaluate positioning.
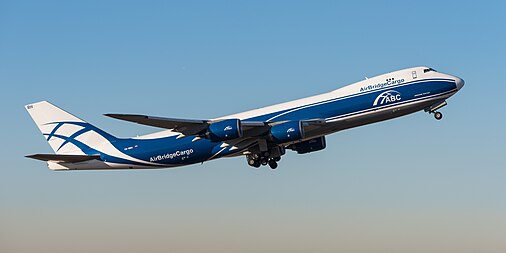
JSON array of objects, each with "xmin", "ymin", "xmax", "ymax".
[{"xmin": 25, "ymin": 66, "xmax": 464, "ymax": 170}]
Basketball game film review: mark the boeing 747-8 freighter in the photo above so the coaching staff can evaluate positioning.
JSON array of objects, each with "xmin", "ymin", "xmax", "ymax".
[{"xmin": 25, "ymin": 66, "xmax": 464, "ymax": 170}]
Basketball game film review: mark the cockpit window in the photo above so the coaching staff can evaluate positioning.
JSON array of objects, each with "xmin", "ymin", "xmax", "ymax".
[{"xmin": 423, "ymin": 68, "xmax": 437, "ymax": 73}]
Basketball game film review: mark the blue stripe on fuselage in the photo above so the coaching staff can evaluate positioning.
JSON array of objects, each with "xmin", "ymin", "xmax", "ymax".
[
  {"xmin": 112, "ymin": 79, "xmax": 457, "ymax": 166},
  {"xmin": 244, "ymin": 78, "xmax": 457, "ymax": 122}
]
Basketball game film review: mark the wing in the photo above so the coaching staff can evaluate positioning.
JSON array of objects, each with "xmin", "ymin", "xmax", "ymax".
[
  {"xmin": 105, "ymin": 113, "xmax": 328, "ymax": 154},
  {"xmin": 105, "ymin": 113, "xmax": 269, "ymax": 136},
  {"xmin": 105, "ymin": 114, "xmax": 210, "ymax": 135}
]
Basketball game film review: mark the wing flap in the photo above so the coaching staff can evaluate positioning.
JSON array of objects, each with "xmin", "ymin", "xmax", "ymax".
[{"xmin": 26, "ymin": 154, "xmax": 101, "ymax": 163}]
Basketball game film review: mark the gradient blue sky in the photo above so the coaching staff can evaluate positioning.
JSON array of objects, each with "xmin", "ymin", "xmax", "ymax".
[{"xmin": 1, "ymin": 1, "xmax": 505, "ymax": 252}]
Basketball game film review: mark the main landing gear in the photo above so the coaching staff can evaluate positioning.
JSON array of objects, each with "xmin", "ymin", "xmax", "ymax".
[{"xmin": 246, "ymin": 152, "xmax": 281, "ymax": 170}]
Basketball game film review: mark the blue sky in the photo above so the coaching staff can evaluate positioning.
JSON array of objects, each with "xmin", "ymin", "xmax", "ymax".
[{"xmin": 1, "ymin": 1, "xmax": 505, "ymax": 252}]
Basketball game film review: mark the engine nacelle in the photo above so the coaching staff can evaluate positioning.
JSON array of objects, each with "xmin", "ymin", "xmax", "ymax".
[
  {"xmin": 290, "ymin": 136, "xmax": 326, "ymax": 154},
  {"xmin": 207, "ymin": 119, "xmax": 242, "ymax": 141},
  {"xmin": 270, "ymin": 121, "xmax": 304, "ymax": 143}
]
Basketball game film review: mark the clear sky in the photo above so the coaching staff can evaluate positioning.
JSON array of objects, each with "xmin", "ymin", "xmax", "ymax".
[{"xmin": 1, "ymin": 1, "xmax": 505, "ymax": 252}]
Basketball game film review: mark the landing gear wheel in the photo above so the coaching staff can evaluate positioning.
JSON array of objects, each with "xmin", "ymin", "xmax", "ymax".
[
  {"xmin": 434, "ymin": 111, "xmax": 443, "ymax": 120},
  {"xmin": 246, "ymin": 152, "xmax": 282, "ymax": 169},
  {"xmin": 268, "ymin": 160, "xmax": 278, "ymax": 170},
  {"xmin": 247, "ymin": 155, "xmax": 261, "ymax": 168}
]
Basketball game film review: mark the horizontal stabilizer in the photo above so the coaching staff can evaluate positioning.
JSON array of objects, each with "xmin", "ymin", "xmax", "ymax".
[{"xmin": 26, "ymin": 154, "xmax": 100, "ymax": 163}]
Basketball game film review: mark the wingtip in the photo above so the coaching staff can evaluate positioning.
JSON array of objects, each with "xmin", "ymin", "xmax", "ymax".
[
  {"xmin": 104, "ymin": 113, "xmax": 122, "ymax": 119},
  {"xmin": 105, "ymin": 114, "xmax": 148, "ymax": 120}
]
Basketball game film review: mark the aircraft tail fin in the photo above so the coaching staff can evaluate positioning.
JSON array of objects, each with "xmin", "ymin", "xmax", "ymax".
[{"xmin": 25, "ymin": 101, "xmax": 117, "ymax": 155}]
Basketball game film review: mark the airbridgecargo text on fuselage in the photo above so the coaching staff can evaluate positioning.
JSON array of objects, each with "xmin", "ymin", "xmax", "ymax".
[
  {"xmin": 150, "ymin": 149, "xmax": 194, "ymax": 162},
  {"xmin": 360, "ymin": 78, "xmax": 405, "ymax": 92}
]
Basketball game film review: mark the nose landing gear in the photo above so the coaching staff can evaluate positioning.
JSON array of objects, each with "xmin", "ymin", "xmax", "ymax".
[
  {"xmin": 426, "ymin": 100, "xmax": 447, "ymax": 121},
  {"xmin": 434, "ymin": 111, "xmax": 443, "ymax": 120}
]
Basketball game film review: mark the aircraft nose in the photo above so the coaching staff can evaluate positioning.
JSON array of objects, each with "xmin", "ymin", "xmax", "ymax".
[{"xmin": 455, "ymin": 77, "xmax": 465, "ymax": 90}]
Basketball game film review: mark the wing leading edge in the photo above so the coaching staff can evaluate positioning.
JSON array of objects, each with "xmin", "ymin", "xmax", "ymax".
[{"xmin": 104, "ymin": 114, "xmax": 268, "ymax": 136}]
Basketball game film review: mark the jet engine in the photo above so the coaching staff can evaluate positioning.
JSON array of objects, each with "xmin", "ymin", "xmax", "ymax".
[
  {"xmin": 270, "ymin": 121, "xmax": 304, "ymax": 143},
  {"xmin": 207, "ymin": 119, "xmax": 242, "ymax": 141},
  {"xmin": 289, "ymin": 136, "xmax": 326, "ymax": 154}
]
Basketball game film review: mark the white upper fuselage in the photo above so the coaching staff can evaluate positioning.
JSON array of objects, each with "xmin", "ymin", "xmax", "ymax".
[{"xmin": 140, "ymin": 66, "xmax": 463, "ymax": 139}]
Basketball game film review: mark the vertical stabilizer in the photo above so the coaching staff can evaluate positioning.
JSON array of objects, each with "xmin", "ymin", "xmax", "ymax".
[{"xmin": 25, "ymin": 101, "xmax": 116, "ymax": 155}]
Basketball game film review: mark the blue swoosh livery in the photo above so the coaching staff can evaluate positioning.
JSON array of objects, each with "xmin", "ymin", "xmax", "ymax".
[{"xmin": 25, "ymin": 66, "xmax": 464, "ymax": 170}]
